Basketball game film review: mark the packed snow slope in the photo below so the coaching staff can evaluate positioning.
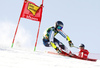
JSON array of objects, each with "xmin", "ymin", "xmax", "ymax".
[{"xmin": 0, "ymin": 47, "xmax": 100, "ymax": 68}]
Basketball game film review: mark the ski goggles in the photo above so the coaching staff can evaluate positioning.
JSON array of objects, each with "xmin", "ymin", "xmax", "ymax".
[{"xmin": 57, "ymin": 26, "xmax": 63, "ymax": 30}]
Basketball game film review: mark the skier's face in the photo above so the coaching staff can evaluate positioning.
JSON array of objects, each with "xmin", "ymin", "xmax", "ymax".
[
  {"xmin": 79, "ymin": 47, "xmax": 84, "ymax": 50},
  {"xmin": 57, "ymin": 29, "xmax": 62, "ymax": 32},
  {"xmin": 57, "ymin": 26, "xmax": 63, "ymax": 31}
]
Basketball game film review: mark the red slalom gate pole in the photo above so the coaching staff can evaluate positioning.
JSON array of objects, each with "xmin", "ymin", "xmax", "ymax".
[
  {"xmin": 34, "ymin": 21, "xmax": 41, "ymax": 51},
  {"xmin": 11, "ymin": 17, "xmax": 21, "ymax": 48}
]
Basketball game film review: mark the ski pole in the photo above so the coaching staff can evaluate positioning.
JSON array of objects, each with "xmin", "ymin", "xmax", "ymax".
[
  {"xmin": 72, "ymin": 45, "xmax": 79, "ymax": 49},
  {"xmin": 73, "ymin": 46, "xmax": 79, "ymax": 49}
]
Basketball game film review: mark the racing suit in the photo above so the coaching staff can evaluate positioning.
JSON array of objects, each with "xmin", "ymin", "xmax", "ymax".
[{"xmin": 43, "ymin": 26, "xmax": 72, "ymax": 53}]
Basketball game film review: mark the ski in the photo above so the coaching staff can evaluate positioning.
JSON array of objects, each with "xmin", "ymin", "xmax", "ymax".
[{"xmin": 48, "ymin": 51, "xmax": 97, "ymax": 62}]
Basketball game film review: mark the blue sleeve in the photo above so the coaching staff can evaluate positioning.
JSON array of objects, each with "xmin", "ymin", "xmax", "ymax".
[{"xmin": 59, "ymin": 31, "xmax": 66, "ymax": 38}]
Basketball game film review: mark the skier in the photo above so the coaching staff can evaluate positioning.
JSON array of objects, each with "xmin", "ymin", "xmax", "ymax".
[
  {"xmin": 42, "ymin": 21, "xmax": 74, "ymax": 54},
  {"xmin": 78, "ymin": 44, "xmax": 89, "ymax": 59}
]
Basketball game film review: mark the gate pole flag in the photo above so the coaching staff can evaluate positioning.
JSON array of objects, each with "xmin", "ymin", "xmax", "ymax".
[{"xmin": 11, "ymin": 0, "xmax": 44, "ymax": 49}]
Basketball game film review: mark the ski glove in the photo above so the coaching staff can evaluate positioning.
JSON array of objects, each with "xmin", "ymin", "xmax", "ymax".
[
  {"xmin": 68, "ymin": 40, "xmax": 74, "ymax": 47},
  {"xmin": 55, "ymin": 47, "xmax": 61, "ymax": 53}
]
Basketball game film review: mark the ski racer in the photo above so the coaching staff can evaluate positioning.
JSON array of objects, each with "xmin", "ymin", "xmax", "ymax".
[
  {"xmin": 42, "ymin": 21, "xmax": 74, "ymax": 54},
  {"xmin": 78, "ymin": 44, "xmax": 89, "ymax": 59}
]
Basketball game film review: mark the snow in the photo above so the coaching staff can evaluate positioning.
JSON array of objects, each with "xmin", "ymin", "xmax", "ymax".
[{"xmin": 0, "ymin": 47, "xmax": 100, "ymax": 68}]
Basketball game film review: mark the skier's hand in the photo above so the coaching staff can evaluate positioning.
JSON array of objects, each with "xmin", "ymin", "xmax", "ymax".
[
  {"xmin": 55, "ymin": 47, "xmax": 61, "ymax": 53},
  {"xmin": 68, "ymin": 40, "xmax": 74, "ymax": 47}
]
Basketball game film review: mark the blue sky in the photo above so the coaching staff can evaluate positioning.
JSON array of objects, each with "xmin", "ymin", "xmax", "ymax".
[{"xmin": 0, "ymin": 0, "xmax": 100, "ymax": 53}]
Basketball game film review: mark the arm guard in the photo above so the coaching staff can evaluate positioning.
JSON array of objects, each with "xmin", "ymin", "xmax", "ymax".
[{"xmin": 66, "ymin": 35, "xmax": 71, "ymax": 42}]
